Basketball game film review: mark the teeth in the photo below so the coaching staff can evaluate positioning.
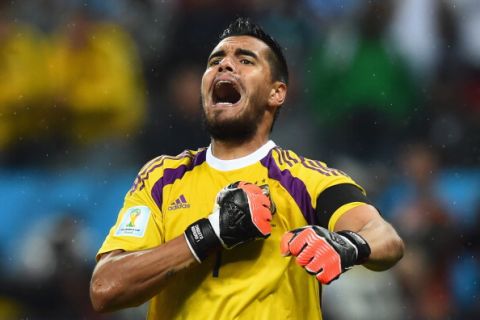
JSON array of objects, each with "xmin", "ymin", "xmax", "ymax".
[
  {"xmin": 215, "ymin": 80, "xmax": 232, "ymax": 87},
  {"xmin": 212, "ymin": 79, "xmax": 241, "ymax": 106}
]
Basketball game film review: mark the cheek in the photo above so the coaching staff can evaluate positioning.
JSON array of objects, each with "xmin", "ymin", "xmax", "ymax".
[
  {"xmin": 200, "ymin": 72, "xmax": 211, "ymax": 98},
  {"xmin": 246, "ymin": 79, "xmax": 270, "ymax": 103},
  {"xmin": 245, "ymin": 70, "xmax": 270, "ymax": 93}
]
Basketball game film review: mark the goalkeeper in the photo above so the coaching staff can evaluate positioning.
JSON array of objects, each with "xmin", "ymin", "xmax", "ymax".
[{"xmin": 90, "ymin": 17, "xmax": 404, "ymax": 319}]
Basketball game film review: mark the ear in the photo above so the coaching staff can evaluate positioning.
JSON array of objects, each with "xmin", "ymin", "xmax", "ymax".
[{"xmin": 268, "ymin": 81, "xmax": 287, "ymax": 108}]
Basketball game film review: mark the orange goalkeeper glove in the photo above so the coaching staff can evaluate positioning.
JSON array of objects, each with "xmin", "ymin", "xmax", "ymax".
[
  {"xmin": 281, "ymin": 226, "xmax": 371, "ymax": 284},
  {"xmin": 185, "ymin": 181, "xmax": 274, "ymax": 262}
]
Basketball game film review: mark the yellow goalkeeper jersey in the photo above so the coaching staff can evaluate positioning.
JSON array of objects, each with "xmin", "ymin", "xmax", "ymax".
[{"xmin": 97, "ymin": 141, "xmax": 368, "ymax": 319}]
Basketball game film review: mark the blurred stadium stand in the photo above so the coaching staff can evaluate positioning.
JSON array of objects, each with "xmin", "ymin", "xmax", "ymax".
[{"xmin": 1, "ymin": 0, "xmax": 479, "ymax": 319}]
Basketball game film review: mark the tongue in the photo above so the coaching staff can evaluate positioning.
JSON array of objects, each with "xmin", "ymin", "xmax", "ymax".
[{"xmin": 215, "ymin": 82, "xmax": 240, "ymax": 104}]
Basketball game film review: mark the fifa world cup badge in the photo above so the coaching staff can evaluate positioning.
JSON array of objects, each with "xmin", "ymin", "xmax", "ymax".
[{"xmin": 115, "ymin": 206, "xmax": 151, "ymax": 237}]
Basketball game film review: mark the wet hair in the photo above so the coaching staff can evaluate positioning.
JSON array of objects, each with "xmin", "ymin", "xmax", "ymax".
[{"xmin": 219, "ymin": 17, "xmax": 289, "ymax": 85}]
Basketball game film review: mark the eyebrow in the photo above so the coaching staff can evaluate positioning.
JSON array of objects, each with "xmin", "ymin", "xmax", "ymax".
[
  {"xmin": 208, "ymin": 50, "xmax": 225, "ymax": 62},
  {"xmin": 208, "ymin": 48, "xmax": 259, "ymax": 63},
  {"xmin": 235, "ymin": 48, "xmax": 258, "ymax": 60}
]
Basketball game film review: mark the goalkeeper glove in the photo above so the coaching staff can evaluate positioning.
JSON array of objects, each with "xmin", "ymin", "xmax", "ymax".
[
  {"xmin": 185, "ymin": 181, "xmax": 274, "ymax": 262},
  {"xmin": 280, "ymin": 226, "xmax": 371, "ymax": 284}
]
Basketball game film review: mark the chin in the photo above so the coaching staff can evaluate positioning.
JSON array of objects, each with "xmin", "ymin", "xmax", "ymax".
[{"xmin": 203, "ymin": 104, "xmax": 264, "ymax": 144}]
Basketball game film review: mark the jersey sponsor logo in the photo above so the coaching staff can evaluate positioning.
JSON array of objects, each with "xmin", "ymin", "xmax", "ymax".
[
  {"xmin": 168, "ymin": 194, "xmax": 191, "ymax": 211},
  {"xmin": 115, "ymin": 206, "xmax": 150, "ymax": 237}
]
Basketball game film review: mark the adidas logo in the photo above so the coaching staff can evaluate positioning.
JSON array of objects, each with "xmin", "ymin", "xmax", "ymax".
[{"xmin": 168, "ymin": 194, "xmax": 191, "ymax": 211}]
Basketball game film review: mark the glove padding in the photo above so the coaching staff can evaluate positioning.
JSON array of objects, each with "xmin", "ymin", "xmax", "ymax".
[
  {"xmin": 185, "ymin": 181, "xmax": 274, "ymax": 262},
  {"xmin": 280, "ymin": 226, "xmax": 370, "ymax": 284},
  {"xmin": 212, "ymin": 181, "xmax": 273, "ymax": 247}
]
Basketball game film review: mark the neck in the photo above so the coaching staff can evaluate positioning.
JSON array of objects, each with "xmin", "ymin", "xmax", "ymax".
[{"xmin": 210, "ymin": 135, "xmax": 270, "ymax": 160}]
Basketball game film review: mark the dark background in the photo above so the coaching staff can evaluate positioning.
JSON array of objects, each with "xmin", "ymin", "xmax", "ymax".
[{"xmin": 0, "ymin": 0, "xmax": 479, "ymax": 319}]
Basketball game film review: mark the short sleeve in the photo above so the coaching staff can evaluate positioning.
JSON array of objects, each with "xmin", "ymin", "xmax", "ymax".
[
  {"xmin": 286, "ymin": 155, "xmax": 370, "ymax": 230},
  {"xmin": 96, "ymin": 177, "xmax": 164, "ymax": 260},
  {"xmin": 267, "ymin": 149, "xmax": 370, "ymax": 230},
  {"xmin": 314, "ymin": 179, "xmax": 370, "ymax": 231}
]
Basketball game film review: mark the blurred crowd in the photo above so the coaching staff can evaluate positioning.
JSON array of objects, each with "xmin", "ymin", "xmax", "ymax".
[{"xmin": 0, "ymin": 0, "xmax": 479, "ymax": 319}]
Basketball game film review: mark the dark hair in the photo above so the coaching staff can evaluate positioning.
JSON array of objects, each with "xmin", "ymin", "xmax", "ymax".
[{"xmin": 219, "ymin": 17, "xmax": 289, "ymax": 85}]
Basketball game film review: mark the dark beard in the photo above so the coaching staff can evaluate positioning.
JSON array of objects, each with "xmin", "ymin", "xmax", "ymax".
[{"xmin": 202, "ymin": 101, "xmax": 265, "ymax": 144}]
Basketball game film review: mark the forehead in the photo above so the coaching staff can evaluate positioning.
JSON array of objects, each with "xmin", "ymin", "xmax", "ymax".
[{"xmin": 209, "ymin": 35, "xmax": 271, "ymax": 58}]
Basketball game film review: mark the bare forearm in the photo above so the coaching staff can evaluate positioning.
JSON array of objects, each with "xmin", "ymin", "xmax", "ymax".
[
  {"xmin": 334, "ymin": 204, "xmax": 404, "ymax": 272},
  {"xmin": 90, "ymin": 235, "xmax": 196, "ymax": 312},
  {"xmin": 357, "ymin": 219, "xmax": 404, "ymax": 271}
]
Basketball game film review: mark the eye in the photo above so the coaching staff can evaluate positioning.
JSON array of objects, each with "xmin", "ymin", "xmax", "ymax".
[
  {"xmin": 208, "ymin": 58, "xmax": 220, "ymax": 67},
  {"xmin": 240, "ymin": 59, "xmax": 253, "ymax": 65}
]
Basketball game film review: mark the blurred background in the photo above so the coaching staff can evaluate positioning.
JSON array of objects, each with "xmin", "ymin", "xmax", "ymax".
[{"xmin": 0, "ymin": 0, "xmax": 479, "ymax": 319}]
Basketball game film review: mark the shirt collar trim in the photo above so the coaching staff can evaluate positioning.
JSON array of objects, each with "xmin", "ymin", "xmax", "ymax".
[{"xmin": 206, "ymin": 140, "xmax": 276, "ymax": 171}]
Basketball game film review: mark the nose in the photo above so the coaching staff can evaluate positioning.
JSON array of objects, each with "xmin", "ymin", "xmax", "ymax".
[{"xmin": 218, "ymin": 57, "xmax": 235, "ymax": 73}]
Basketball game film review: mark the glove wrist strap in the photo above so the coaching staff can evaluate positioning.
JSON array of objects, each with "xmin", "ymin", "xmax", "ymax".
[
  {"xmin": 337, "ymin": 230, "xmax": 371, "ymax": 265},
  {"xmin": 184, "ymin": 218, "xmax": 221, "ymax": 262}
]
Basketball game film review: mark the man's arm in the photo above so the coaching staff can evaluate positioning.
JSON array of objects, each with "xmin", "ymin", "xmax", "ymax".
[
  {"xmin": 90, "ymin": 236, "xmax": 195, "ymax": 312},
  {"xmin": 90, "ymin": 181, "xmax": 273, "ymax": 313},
  {"xmin": 281, "ymin": 203, "xmax": 404, "ymax": 284},
  {"xmin": 333, "ymin": 204, "xmax": 404, "ymax": 271}
]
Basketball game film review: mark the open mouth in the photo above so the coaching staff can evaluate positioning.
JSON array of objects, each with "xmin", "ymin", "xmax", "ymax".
[{"xmin": 212, "ymin": 80, "xmax": 241, "ymax": 106}]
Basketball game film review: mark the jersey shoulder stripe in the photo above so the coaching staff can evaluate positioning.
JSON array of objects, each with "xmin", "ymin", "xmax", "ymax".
[
  {"xmin": 129, "ymin": 148, "xmax": 206, "ymax": 195},
  {"xmin": 150, "ymin": 148, "xmax": 207, "ymax": 210},
  {"xmin": 261, "ymin": 148, "xmax": 317, "ymax": 225},
  {"xmin": 262, "ymin": 147, "xmax": 360, "ymax": 226},
  {"xmin": 273, "ymin": 147, "xmax": 346, "ymax": 177}
]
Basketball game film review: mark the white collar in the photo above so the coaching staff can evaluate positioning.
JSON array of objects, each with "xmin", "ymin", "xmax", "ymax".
[{"xmin": 206, "ymin": 140, "xmax": 276, "ymax": 171}]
